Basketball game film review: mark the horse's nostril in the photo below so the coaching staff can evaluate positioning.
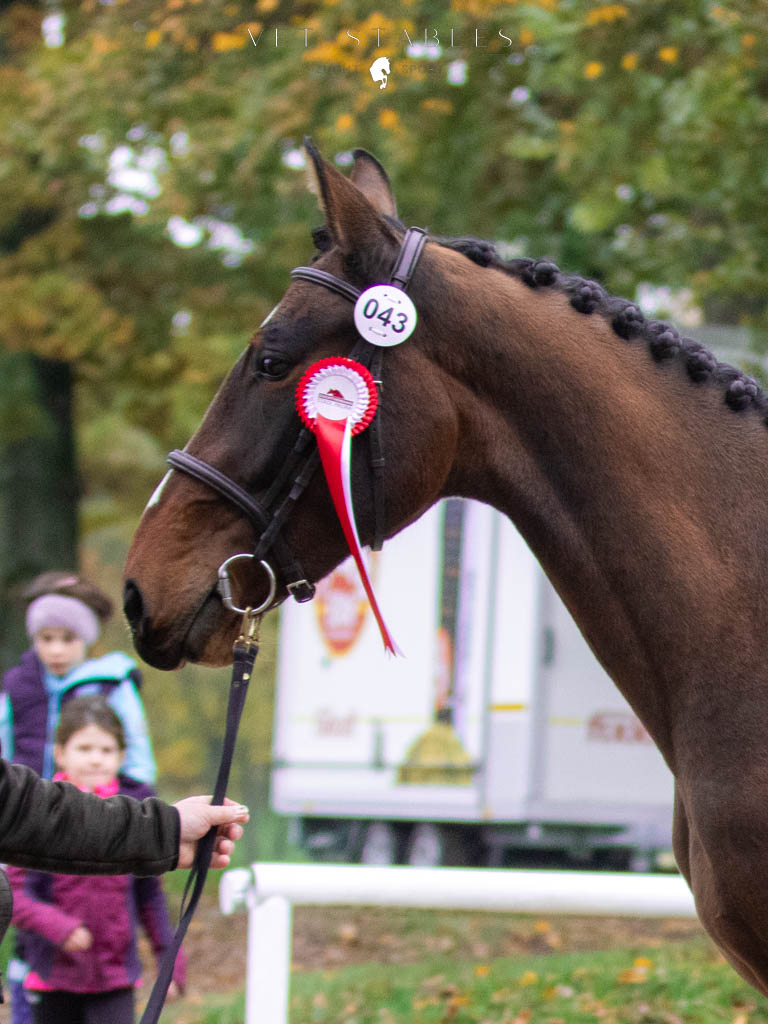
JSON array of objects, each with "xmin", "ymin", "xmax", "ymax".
[{"xmin": 123, "ymin": 579, "xmax": 145, "ymax": 631}]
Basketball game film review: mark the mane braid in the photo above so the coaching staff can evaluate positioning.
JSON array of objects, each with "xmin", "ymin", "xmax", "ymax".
[{"xmin": 437, "ymin": 235, "xmax": 768, "ymax": 425}]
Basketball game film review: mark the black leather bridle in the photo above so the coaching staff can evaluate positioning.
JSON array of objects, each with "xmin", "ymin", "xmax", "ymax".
[{"xmin": 166, "ymin": 226, "xmax": 428, "ymax": 610}]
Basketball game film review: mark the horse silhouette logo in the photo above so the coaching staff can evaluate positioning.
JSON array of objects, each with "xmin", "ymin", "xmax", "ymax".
[{"xmin": 369, "ymin": 56, "xmax": 391, "ymax": 90}]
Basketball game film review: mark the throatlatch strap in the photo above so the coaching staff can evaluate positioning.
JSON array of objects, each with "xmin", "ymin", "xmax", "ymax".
[{"xmin": 138, "ymin": 640, "xmax": 257, "ymax": 1024}]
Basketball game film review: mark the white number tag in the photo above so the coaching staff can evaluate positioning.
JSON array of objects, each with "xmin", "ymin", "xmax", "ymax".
[{"xmin": 353, "ymin": 285, "xmax": 418, "ymax": 347}]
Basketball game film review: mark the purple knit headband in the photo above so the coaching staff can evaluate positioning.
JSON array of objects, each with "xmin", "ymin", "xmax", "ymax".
[{"xmin": 26, "ymin": 594, "xmax": 100, "ymax": 646}]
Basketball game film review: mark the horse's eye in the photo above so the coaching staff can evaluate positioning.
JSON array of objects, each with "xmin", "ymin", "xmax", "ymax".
[{"xmin": 255, "ymin": 354, "xmax": 292, "ymax": 381}]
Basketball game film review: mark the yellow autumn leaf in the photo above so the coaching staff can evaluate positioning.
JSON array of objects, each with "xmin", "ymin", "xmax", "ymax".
[
  {"xmin": 92, "ymin": 33, "xmax": 119, "ymax": 54},
  {"xmin": 211, "ymin": 31, "xmax": 247, "ymax": 51},
  {"xmin": 474, "ymin": 964, "xmax": 491, "ymax": 977},
  {"xmin": 519, "ymin": 969, "xmax": 538, "ymax": 986},
  {"xmin": 617, "ymin": 964, "xmax": 648, "ymax": 983},
  {"xmin": 586, "ymin": 4, "xmax": 628, "ymax": 25},
  {"xmin": 659, "ymin": 45, "xmax": 678, "ymax": 63},
  {"xmin": 621, "ymin": 51, "xmax": 638, "ymax": 70},
  {"xmin": 378, "ymin": 108, "xmax": 399, "ymax": 130},
  {"xmin": 584, "ymin": 60, "xmax": 604, "ymax": 79},
  {"xmin": 421, "ymin": 98, "xmax": 453, "ymax": 114}
]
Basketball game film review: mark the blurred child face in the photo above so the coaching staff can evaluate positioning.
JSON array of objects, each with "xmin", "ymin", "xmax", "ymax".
[
  {"xmin": 54, "ymin": 723, "xmax": 123, "ymax": 791},
  {"xmin": 33, "ymin": 627, "xmax": 86, "ymax": 677}
]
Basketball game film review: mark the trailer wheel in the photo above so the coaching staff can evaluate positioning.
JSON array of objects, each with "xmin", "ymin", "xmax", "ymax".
[
  {"xmin": 406, "ymin": 823, "xmax": 468, "ymax": 867},
  {"xmin": 359, "ymin": 822, "xmax": 398, "ymax": 864}
]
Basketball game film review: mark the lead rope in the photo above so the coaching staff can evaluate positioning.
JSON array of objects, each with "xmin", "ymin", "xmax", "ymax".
[{"xmin": 139, "ymin": 611, "xmax": 261, "ymax": 1024}]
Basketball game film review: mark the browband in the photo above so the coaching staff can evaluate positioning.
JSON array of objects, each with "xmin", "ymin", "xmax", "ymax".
[{"xmin": 290, "ymin": 226, "xmax": 428, "ymax": 300}]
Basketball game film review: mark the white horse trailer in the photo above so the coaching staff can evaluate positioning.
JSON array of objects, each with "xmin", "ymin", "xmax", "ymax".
[{"xmin": 271, "ymin": 499, "xmax": 674, "ymax": 870}]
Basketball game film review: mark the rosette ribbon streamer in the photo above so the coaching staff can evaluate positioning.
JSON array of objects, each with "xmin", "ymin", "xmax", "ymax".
[{"xmin": 297, "ymin": 357, "xmax": 401, "ymax": 655}]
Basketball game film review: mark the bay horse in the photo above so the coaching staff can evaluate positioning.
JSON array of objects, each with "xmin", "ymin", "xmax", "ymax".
[{"xmin": 125, "ymin": 141, "xmax": 768, "ymax": 997}]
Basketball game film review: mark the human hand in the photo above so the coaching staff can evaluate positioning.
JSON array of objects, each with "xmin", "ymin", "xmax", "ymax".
[
  {"xmin": 63, "ymin": 926, "xmax": 93, "ymax": 952},
  {"xmin": 166, "ymin": 980, "xmax": 182, "ymax": 1002},
  {"xmin": 173, "ymin": 796, "xmax": 249, "ymax": 870}
]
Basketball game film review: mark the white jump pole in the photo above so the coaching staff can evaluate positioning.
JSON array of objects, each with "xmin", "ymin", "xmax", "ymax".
[{"xmin": 219, "ymin": 864, "xmax": 697, "ymax": 1024}]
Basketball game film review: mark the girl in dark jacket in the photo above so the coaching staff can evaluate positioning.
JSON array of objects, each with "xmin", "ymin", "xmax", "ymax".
[{"xmin": 7, "ymin": 697, "xmax": 186, "ymax": 1024}]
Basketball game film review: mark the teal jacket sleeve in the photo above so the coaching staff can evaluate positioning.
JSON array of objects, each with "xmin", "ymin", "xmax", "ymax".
[
  {"xmin": 0, "ymin": 693, "xmax": 13, "ymax": 761},
  {"xmin": 108, "ymin": 678, "xmax": 157, "ymax": 785}
]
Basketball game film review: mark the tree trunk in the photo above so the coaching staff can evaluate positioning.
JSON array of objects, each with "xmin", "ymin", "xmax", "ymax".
[{"xmin": 0, "ymin": 354, "xmax": 78, "ymax": 666}]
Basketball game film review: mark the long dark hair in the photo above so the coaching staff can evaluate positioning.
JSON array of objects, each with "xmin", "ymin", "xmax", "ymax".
[{"xmin": 56, "ymin": 695, "xmax": 126, "ymax": 750}]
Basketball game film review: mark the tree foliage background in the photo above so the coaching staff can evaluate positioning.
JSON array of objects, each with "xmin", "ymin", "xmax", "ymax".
[{"xmin": 1, "ymin": 0, "xmax": 767, "ymax": 847}]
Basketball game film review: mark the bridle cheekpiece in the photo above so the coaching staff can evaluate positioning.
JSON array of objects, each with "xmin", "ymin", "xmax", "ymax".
[{"xmin": 166, "ymin": 226, "xmax": 428, "ymax": 614}]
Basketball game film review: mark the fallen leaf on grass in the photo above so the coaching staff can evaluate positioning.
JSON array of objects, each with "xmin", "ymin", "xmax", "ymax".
[
  {"xmin": 617, "ymin": 958, "xmax": 653, "ymax": 983},
  {"xmin": 617, "ymin": 965, "xmax": 648, "ymax": 983},
  {"xmin": 490, "ymin": 987, "xmax": 512, "ymax": 1003}
]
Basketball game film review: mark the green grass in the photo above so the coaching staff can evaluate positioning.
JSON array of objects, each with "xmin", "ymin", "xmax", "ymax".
[{"xmin": 157, "ymin": 936, "xmax": 768, "ymax": 1023}]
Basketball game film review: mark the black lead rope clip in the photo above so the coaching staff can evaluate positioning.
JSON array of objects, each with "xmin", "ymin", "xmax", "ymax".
[{"xmin": 139, "ymin": 561, "xmax": 274, "ymax": 1024}]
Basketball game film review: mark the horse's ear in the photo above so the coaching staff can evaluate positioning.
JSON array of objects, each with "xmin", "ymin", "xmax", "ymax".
[
  {"xmin": 304, "ymin": 137, "xmax": 398, "ymax": 255},
  {"xmin": 349, "ymin": 149, "xmax": 397, "ymax": 218}
]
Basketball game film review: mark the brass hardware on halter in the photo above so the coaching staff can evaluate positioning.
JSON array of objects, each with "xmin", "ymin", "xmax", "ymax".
[
  {"xmin": 235, "ymin": 607, "xmax": 262, "ymax": 655},
  {"xmin": 216, "ymin": 553, "xmax": 274, "ymax": 655}
]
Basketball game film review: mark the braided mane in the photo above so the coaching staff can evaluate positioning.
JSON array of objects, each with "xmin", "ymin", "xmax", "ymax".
[
  {"xmin": 310, "ymin": 223, "xmax": 765, "ymax": 421},
  {"xmin": 439, "ymin": 235, "xmax": 767, "ymax": 421}
]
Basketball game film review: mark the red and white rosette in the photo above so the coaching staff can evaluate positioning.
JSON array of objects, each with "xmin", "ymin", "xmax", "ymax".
[{"xmin": 296, "ymin": 357, "xmax": 400, "ymax": 655}]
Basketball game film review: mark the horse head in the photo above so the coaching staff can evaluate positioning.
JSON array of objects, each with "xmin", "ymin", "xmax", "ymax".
[
  {"xmin": 369, "ymin": 57, "xmax": 391, "ymax": 89},
  {"xmin": 124, "ymin": 142, "xmax": 464, "ymax": 668}
]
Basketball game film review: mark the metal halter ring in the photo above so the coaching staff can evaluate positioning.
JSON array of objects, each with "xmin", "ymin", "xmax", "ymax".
[{"xmin": 217, "ymin": 554, "xmax": 277, "ymax": 615}]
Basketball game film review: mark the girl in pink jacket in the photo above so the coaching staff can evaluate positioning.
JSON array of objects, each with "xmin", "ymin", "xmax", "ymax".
[{"xmin": 7, "ymin": 696, "xmax": 185, "ymax": 1024}]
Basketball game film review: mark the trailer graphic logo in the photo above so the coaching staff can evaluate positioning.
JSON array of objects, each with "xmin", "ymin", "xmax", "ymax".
[
  {"xmin": 314, "ymin": 557, "xmax": 378, "ymax": 656},
  {"xmin": 587, "ymin": 712, "xmax": 652, "ymax": 744}
]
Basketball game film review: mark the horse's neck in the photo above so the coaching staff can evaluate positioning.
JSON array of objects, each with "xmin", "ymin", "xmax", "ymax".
[{"xmin": 448, "ymin": 274, "xmax": 768, "ymax": 768}]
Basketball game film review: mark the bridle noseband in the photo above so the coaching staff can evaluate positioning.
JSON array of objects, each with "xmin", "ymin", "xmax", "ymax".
[{"xmin": 166, "ymin": 226, "xmax": 428, "ymax": 611}]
